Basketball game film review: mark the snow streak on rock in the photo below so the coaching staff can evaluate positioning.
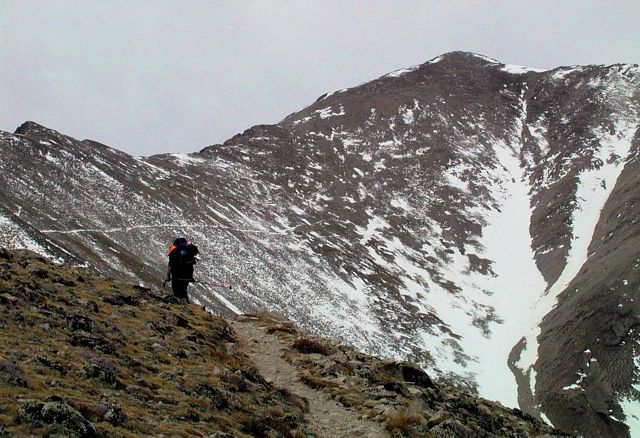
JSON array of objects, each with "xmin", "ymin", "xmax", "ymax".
[
  {"xmin": 517, "ymin": 117, "xmax": 638, "ymax": 378},
  {"xmin": 0, "ymin": 212, "xmax": 57, "ymax": 260}
]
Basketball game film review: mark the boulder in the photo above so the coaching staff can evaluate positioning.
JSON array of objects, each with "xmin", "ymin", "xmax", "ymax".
[
  {"xmin": 67, "ymin": 313, "xmax": 93, "ymax": 332},
  {"xmin": 208, "ymin": 432, "xmax": 240, "ymax": 438},
  {"xmin": 84, "ymin": 355, "xmax": 118, "ymax": 387},
  {"xmin": 400, "ymin": 362, "xmax": 434, "ymax": 388},
  {"xmin": 17, "ymin": 399, "xmax": 96, "ymax": 437},
  {"xmin": 0, "ymin": 357, "xmax": 27, "ymax": 387},
  {"xmin": 96, "ymin": 398, "xmax": 123, "ymax": 425},
  {"xmin": 70, "ymin": 331, "xmax": 115, "ymax": 354},
  {"xmin": 0, "ymin": 292, "xmax": 18, "ymax": 304},
  {"xmin": 426, "ymin": 410, "xmax": 450, "ymax": 428}
]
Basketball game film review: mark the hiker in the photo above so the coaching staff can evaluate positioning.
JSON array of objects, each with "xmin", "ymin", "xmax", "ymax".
[{"xmin": 166, "ymin": 237, "xmax": 199, "ymax": 301}]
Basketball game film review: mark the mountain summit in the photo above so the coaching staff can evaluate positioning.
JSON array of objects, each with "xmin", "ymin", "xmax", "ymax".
[{"xmin": 1, "ymin": 52, "xmax": 639, "ymax": 437}]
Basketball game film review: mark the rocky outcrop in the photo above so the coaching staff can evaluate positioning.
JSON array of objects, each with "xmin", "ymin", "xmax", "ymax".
[
  {"xmin": 17, "ymin": 399, "xmax": 96, "ymax": 437},
  {"xmin": 245, "ymin": 313, "xmax": 571, "ymax": 437}
]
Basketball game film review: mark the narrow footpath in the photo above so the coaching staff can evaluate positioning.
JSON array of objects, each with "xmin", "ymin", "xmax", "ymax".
[{"xmin": 231, "ymin": 317, "xmax": 391, "ymax": 438}]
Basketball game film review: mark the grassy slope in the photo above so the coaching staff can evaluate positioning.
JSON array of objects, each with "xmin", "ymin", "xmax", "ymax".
[{"xmin": 0, "ymin": 249, "xmax": 309, "ymax": 437}]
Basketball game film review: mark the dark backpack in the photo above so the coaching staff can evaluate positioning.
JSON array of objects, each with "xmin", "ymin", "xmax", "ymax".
[{"xmin": 170, "ymin": 243, "xmax": 199, "ymax": 269}]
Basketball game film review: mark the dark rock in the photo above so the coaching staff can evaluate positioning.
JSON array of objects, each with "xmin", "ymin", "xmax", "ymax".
[
  {"xmin": 16, "ymin": 399, "xmax": 96, "ymax": 437},
  {"xmin": 103, "ymin": 293, "xmax": 139, "ymax": 306},
  {"xmin": 28, "ymin": 267, "xmax": 49, "ymax": 279},
  {"xmin": 240, "ymin": 366, "xmax": 270, "ymax": 387},
  {"xmin": 364, "ymin": 386, "xmax": 397, "ymax": 400},
  {"xmin": 137, "ymin": 378, "xmax": 160, "ymax": 390},
  {"xmin": 187, "ymin": 332, "xmax": 205, "ymax": 344},
  {"xmin": 430, "ymin": 418, "xmax": 476, "ymax": 436},
  {"xmin": 583, "ymin": 361, "xmax": 614, "ymax": 416},
  {"xmin": 220, "ymin": 372, "xmax": 249, "ymax": 392},
  {"xmin": 208, "ymin": 432, "xmax": 240, "ymax": 438},
  {"xmin": 56, "ymin": 278, "xmax": 76, "ymax": 287},
  {"xmin": 383, "ymin": 381, "xmax": 411, "ymax": 397},
  {"xmin": 85, "ymin": 300, "xmax": 99, "ymax": 313},
  {"xmin": 67, "ymin": 313, "xmax": 94, "ymax": 332},
  {"xmin": 36, "ymin": 355, "xmax": 67, "ymax": 375},
  {"xmin": 426, "ymin": 410, "xmax": 450, "ymax": 428},
  {"xmin": 195, "ymin": 384, "xmax": 240, "ymax": 410},
  {"xmin": 96, "ymin": 398, "xmax": 123, "ymax": 425},
  {"xmin": 0, "ymin": 293, "xmax": 18, "ymax": 305},
  {"xmin": 84, "ymin": 355, "xmax": 118, "ymax": 387},
  {"xmin": 400, "ymin": 362, "xmax": 434, "ymax": 388},
  {"xmin": 0, "ymin": 356, "xmax": 27, "ymax": 387},
  {"xmin": 71, "ymin": 331, "xmax": 115, "ymax": 354},
  {"xmin": 175, "ymin": 313, "xmax": 189, "ymax": 328},
  {"xmin": 161, "ymin": 294, "xmax": 190, "ymax": 304},
  {"xmin": 150, "ymin": 322, "xmax": 173, "ymax": 335},
  {"xmin": 322, "ymin": 362, "xmax": 342, "ymax": 376}
]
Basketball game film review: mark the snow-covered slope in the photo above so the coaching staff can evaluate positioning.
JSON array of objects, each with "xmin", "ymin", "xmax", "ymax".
[
  {"xmin": 1, "ymin": 52, "xmax": 638, "ymax": 437},
  {"xmin": 0, "ymin": 211, "xmax": 56, "ymax": 259}
]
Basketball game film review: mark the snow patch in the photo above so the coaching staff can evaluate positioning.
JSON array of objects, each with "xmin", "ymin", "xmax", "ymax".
[
  {"xmin": 620, "ymin": 397, "xmax": 640, "ymax": 436},
  {"xmin": 0, "ymin": 212, "xmax": 62, "ymax": 262},
  {"xmin": 400, "ymin": 100, "xmax": 420, "ymax": 125},
  {"xmin": 385, "ymin": 65, "xmax": 420, "ymax": 78},
  {"xmin": 171, "ymin": 153, "xmax": 204, "ymax": 166},
  {"xmin": 316, "ymin": 105, "xmax": 346, "ymax": 119},
  {"xmin": 527, "ymin": 119, "xmax": 550, "ymax": 157},
  {"xmin": 390, "ymin": 198, "xmax": 411, "ymax": 211},
  {"xmin": 470, "ymin": 53, "xmax": 500, "ymax": 64},
  {"xmin": 457, "ymin": 135, "xmax": 546, "ymax": 407},
  {"xmin": 501, "ymin": 64, "xmax": 547, "ymax": 74},
  {"xmin": 551, "ymin": 67, "xmax": 583, "ymax": 81}
]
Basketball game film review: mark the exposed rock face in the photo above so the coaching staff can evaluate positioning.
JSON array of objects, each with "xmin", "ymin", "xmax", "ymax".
[
  {"xmin": 0, "ymin": 52, "xmax": 639, "ymax": 436},
  {"xmin": 17, "ymin": 399, "xmax": 97, "ymax": 438}
]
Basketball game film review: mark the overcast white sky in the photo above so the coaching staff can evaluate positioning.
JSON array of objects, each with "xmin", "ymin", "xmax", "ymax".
[{"xmin": 1, "ymin": 1, "xmax": 638, "ymax": 156}]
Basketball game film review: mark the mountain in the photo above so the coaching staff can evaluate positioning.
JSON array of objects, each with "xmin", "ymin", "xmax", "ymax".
[{"xmin": 0, "ymin": 51, "xmax": 638, "ymax": 437}]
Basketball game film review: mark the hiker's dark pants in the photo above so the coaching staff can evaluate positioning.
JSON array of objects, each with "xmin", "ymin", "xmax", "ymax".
[
  {"xmin": 171, "ymin": 280, "xmax": 190, "ymax": 300},
  {"xmin": 169, "ymin": 264, "xmax": 193, "ymax": 300}
]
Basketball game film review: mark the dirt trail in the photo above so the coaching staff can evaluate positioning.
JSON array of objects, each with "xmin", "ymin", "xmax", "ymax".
[{"xmin": 231, "ymin": 318, "xmax": 391, "ymax": 438}]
